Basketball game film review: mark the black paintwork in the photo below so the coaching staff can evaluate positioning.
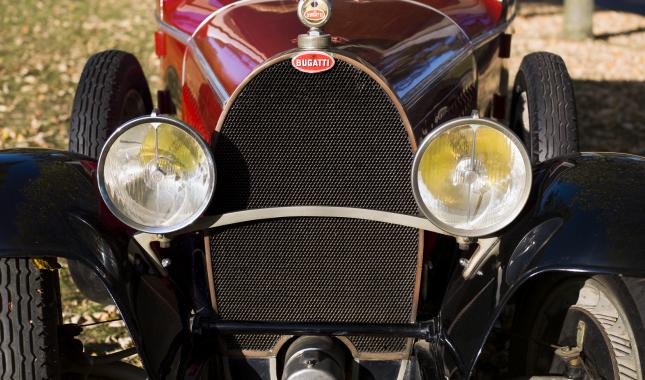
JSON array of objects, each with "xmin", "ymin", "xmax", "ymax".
[
  {"xmin": 1, "ymin": 151, "xmax": 644, "ymax": 380},
  {"xmin": 440, "ymin": 153, "xmax": 645, "ymax": 378},
  {"xmin": 0, "ymin": 150, "xmax": 191, "ymax": 380}
]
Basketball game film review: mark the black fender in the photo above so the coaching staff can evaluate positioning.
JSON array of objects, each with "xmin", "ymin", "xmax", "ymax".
[
  {"xmin": 438, "ymin": 152, "xmax": 645, "ymax": 378},
  {"xmin": 0, "ymin": 149, "xmax": 191, "ymax": 380}
]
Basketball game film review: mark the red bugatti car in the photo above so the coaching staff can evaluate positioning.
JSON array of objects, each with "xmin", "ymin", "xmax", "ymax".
[{"xmin": 1, "ymin": 0, "xmax": 644, "ymax": 379}]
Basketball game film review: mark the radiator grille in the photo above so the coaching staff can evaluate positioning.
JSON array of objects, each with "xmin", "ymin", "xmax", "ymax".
[
  {"xmin": 210, "ymin": 58, "xmax": 419, "ymax": 355},
  {"xmin": 211, "ymin": 59, "xmax": 417, "ymax": 215}
]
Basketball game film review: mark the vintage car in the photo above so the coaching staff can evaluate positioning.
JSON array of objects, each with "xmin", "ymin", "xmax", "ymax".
[{"xmin": 1, "ymin": 0, "xmax": 645, "ymax": 379}]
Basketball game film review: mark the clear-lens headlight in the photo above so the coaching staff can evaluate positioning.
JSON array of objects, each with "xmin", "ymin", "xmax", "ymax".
[
  {"xmin": 412, "ymin": 116, "xmax": 531, "ymax": 237},
  {"xmin": 97, "ymin": 116, "xmax": 215, "ymax": 233}
]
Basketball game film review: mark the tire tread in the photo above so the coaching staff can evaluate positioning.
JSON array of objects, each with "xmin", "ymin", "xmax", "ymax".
[
  {"xmin": 0, "ymin": 259, "xmax": 60, "ymax": 380},
  {"xmin": 69, "ymin": 50, "xmax": 152, "ymax": 158},
  {"xmin": 515, "ymin": 52, "xmax": 579, "ymax": 163}
]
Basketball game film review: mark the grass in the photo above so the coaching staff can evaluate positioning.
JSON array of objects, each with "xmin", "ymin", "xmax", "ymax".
[
  {"xmin": 59, "ymin": 262, "xmax": 133, "ymax": 356},
  {"xmin": 0, "ymin": 0, "xmax": 161, "ymax": 149}
]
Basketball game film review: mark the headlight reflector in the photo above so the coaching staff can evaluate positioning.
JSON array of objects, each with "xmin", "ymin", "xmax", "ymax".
[
  {"xmin": 412, "ymin": 116, "xmax": 531, "ymax": 237},
  {"xmin": 98, "ymin": 116, "xmax": 215, "ymax": 233}
]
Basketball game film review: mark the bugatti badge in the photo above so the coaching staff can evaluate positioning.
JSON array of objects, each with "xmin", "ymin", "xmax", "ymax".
[{"xmin": 291, "ymin": 51, "xmax": 335, "ymax": 73}]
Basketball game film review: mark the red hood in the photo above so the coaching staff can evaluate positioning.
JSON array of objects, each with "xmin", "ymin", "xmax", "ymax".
[
  {"xmin": 162, "ymin": 0, "xmax": 506, "ymax": 93},
  {"xmin": 160, "ymin": 0, "xmax": 511, "ymax": 127},
  {"xmin": 163, "ymin": 0, "xmax": 506, "ymax": 42}
]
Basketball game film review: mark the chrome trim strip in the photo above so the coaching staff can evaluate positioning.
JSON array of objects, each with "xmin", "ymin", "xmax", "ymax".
[
  {"xmin": 399, "ymin": 0, "xmax": 469, "ymax": 41},
  {"xmin": 155, "ymin": 14, "xmax": 191, "ymax": 44},
  {"xmin": 203, "ymin": 235, "xmax": 219, "ymax": 313},
  {"xmin": 133, "ymin": 206, "xmax": 444, "ymax": 259},
  {"xmin": 133, "ymin": 207, "xmax": 499, "ymax": 307},
  {"xmin": 132, "ymin": 208, "xmax": 500, "ymax": 281},
  {"xmin": 181, "ymin": 43, "xmax": 189, "ymax": 85},
  {"xmin": 470, "ymin": 9, "xmax": 518, "ymax": 49},
  {"xmin": 178, "ymin": 0, "xmax": 265, "ymax": 104},
  {"xmin": 156, "ymin": 15, "xmax": 230, "ymax": 105},
  {"xmin": 190, "ymin": 0, "xmax": 262, "ymax": 40},
  {"xmin": 133, "ymin": 206, "xmax": 449, "ymax": 269},
  {"xmin": 188, "ymin": 44, "xmax": 229, "ymax": 104},
  {"xmin": 404, "ymin": 11, "xmax": 517, "ymax": 109},
  {"xmin": 269, "ymin": 358, "xmax": 278, "ymax": 380},
  {"xmin": 185, "ymin": 207, "xmax": 444, "ymax": 233},
  {"xmin": 396, "ymin": 360, "xmax": 409, "ymax": 380},
  {"xmin": 403, "ymin": 44, "xmax": 473, "ymax": 109}
]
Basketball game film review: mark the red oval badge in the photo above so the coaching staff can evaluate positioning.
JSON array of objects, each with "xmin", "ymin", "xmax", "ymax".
[
  {"xmin": 304, "ymin": 9, "xmax": 326, "ymax": 22},
  {"xmin": 291, "ymin": 51, "xmax": 335, "ymax": 74}
]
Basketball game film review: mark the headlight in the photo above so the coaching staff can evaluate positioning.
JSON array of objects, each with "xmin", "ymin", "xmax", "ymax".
[
  {"xmin": 412, "ymin": 116, "xmax": 531, "ymax": 237},
  {"xmin": 97, "ymin": 115, "xmax": 215, "ymax": 233}
]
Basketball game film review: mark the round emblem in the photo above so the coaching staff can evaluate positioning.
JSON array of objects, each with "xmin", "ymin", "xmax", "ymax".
[{"xmin": 298, "ymin": 0, "xmax": 331, "ymax": 28}]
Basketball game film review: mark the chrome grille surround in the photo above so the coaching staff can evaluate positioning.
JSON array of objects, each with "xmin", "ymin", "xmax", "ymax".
[{"xmin": 208, "ymin": 53, "xmax": 422, "ymax": 358}]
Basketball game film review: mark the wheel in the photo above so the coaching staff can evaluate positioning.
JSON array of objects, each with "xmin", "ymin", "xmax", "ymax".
[
  {"xmin": 69, "ymin": 49, "xmax": 153, "ymax": 159},
  {"xmin": 511, "ymin": 275, "xmax": 645, "ymax": 379},
  {"xmin": 69, "ymin": 50, "xmax": 151, "ymax": 304},
  {"xmin": 510, "ymin": 52, "xmax": 579, "ymax": 163},
  {"xmin": 0, "ymin": 258, "xmax": 61, "ymax": 380}
]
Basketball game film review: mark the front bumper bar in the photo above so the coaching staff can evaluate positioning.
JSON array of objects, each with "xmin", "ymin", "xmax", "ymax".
[{"xmin": 192, "ymin": 316, "xmax": 438, "ymax": 342}]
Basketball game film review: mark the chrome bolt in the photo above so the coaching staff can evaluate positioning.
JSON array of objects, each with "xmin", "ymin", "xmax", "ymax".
[
  {"xmin": 459, "ymin": 258, "xmax": 484, "ymax": 276},
  {"xmin": 157, "ymin": 234, "xmax": 172, "ymax": 248}
]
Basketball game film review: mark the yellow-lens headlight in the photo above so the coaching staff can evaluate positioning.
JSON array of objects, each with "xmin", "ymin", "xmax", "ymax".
[
  {"xmin": 97, "ymin": 116, "xmax": 216, "ymax": 233},
  {"xmin": 412, "ymin": 116, "xmax": 531, "ymax": 237}
]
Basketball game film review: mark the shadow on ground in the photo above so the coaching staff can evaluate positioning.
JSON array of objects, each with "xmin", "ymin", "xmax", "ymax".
[{"xmin": 574, "ymin": 80, "xmax": 645, "ymax": 156}]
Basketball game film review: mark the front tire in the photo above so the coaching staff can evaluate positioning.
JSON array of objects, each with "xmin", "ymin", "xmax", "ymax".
[
  {"xmin": 510, "ymin": 52, "xmax": 579, "ymax": 163},
  {"xmin": 68, "ymin": 50, "xmax": 151, "ymax": 304},
  {"xmin": 0, "ymin": 258, "xmax": 61, "ymax": 380},
  {"xmin": 69, "ymin": 50, "xmax": 153, "ymax": 159},
  {"xmin": 512, "ymin": 275, "xmax": 645, "ymax": 379}
]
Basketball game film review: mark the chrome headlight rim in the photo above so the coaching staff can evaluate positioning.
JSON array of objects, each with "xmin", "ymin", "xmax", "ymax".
[
  {"xmin": 97, "ymin": 114, "xmax": 216, "ymax": 234},
  {"xmin": 411, "ymin": 116, "xmax": 532, "ymax": 238}
]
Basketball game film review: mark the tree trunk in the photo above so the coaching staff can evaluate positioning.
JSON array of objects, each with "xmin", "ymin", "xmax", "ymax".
[{"xmin": 563, "ymin": 0, "xmax": 594, "ymax": 40}]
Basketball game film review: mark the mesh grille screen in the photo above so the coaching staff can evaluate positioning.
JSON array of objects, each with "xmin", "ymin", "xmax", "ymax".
[
  {"xmin": 210, "ymin": 59, "xmax": 419, "ymax": 354},
  {"xmin": 211, "ymin": 59, "xmax": 417, "ymax": 215}
]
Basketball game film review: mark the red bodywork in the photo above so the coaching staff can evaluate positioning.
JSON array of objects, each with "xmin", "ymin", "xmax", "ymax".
[{"xmin": 155, "ymin": 0, "xmax": 508, "ymax": 143}]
